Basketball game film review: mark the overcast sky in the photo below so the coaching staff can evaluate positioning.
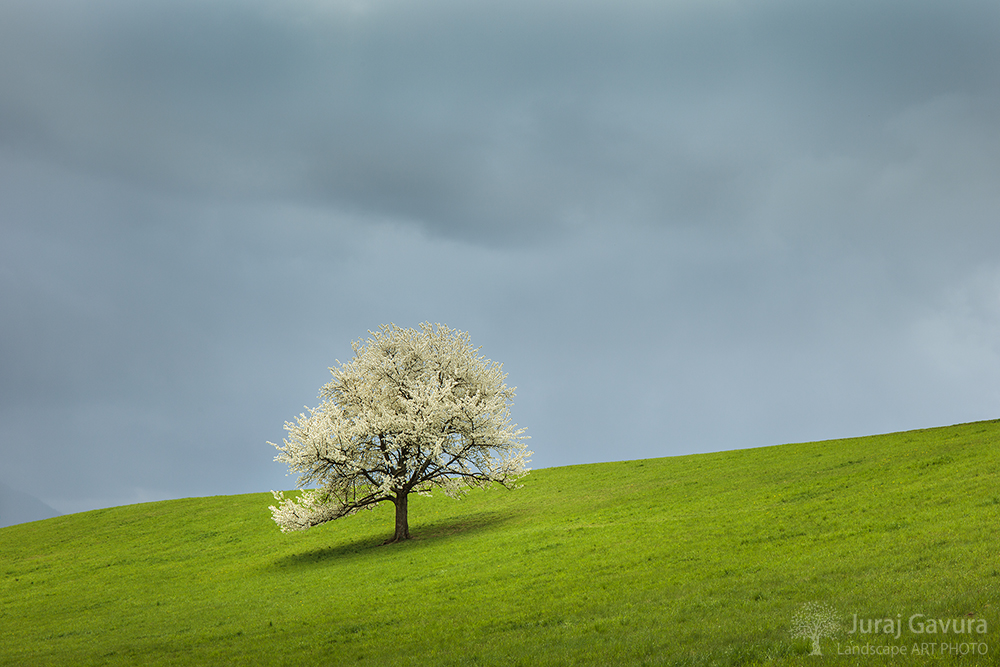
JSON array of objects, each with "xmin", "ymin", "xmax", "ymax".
[{"xmin": 2, "ymin": 0, "xmax": 999, "ymax": 517}]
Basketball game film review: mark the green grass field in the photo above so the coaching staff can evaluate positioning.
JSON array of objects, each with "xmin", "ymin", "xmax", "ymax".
[{"xmin": 2, "ymin": 420, "xmax": 998, "ymax": 665}]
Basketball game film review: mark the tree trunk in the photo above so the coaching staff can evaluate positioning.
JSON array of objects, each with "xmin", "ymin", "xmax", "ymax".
[{"xmin": 391, "ymin": 492, "xmax": 410, "ymax": 542}]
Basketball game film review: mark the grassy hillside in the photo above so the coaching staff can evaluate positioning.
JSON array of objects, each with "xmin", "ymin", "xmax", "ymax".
[{"xmin": 2, "ymin": 420, "xmax": 998, "ymax": 665}]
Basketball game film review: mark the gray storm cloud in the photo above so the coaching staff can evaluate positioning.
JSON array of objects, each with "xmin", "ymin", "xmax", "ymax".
[
  {"xmin": 4, "ymin": 0, "xmax": 997, "ymax": 241},
  {"xmin": 1, "ymin": 0, "xmax": 999, "ymax": 520}
]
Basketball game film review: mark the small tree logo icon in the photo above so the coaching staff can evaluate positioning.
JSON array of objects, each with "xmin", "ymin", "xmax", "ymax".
[{"xmin": 790, "ymin": 602, "xmax": 841, "ymax": 656}]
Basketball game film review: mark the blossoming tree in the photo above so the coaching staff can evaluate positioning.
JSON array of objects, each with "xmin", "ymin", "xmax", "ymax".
[{"xmin": 269, "ymin": 322, "xmax": 531, "ymax": 543}]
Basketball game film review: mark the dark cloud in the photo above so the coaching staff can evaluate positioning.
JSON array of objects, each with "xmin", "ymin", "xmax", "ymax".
[
  {"xmin": 3, "ymin": 0, "xmax": 998, "ymax": 242},
  {"xmin": 1, "ymin": 0, "xmax": 999, "ymax": 518}
]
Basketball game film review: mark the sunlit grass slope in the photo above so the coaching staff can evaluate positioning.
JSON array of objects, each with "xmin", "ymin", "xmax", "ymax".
[{"xmin": 2, "ymin": 420, "xmax": 998, "ymax": 666}]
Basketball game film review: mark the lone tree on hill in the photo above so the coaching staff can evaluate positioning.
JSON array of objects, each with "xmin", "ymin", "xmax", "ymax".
[{"xmin": 269, "ymin": 322, "xmax": 531, "ymax": 543}]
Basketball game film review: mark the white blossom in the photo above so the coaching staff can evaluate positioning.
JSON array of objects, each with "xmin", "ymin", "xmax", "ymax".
[{"xmin": 268, "ymin": 322, "xmax": 531, "ymax": 540}]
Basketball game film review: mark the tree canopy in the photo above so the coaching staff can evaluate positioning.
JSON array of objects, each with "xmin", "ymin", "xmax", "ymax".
[{"xmin": 269, "ymin": 322, "xmax": 531, "ymax": 542}]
